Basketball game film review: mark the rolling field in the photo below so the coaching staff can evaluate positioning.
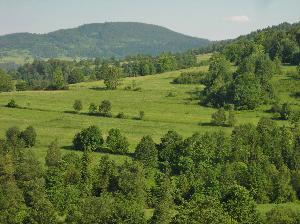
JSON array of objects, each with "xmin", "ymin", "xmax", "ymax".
[{"xmin": 0, "ymin": 64, "xmax": 299, "ymax": 165}]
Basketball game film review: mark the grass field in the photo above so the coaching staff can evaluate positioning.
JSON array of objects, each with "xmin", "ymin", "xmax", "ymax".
[{"xmin": 0, "ymin": 63, "xmax": 299, "ymax": 164}]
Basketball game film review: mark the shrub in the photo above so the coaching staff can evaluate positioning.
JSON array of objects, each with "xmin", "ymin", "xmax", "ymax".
[
  {"xmin": 269, "ymin": 103, "xmax": 281, "ymax": 114},
  {"xmin": 6, "ymin": 126, "xmax": 22, "ymax": 146},
  {"xmin": 15, "ymin": 81, "xmax": 28, "ymax": 91},
  {"xmin": 211, "ymin": 108, "xmax": 226, "ymax": 126},
  {"xmin": 73, "ymin": 125, "xmax": 104, "ymax": 151},
  {"xmin": 106, "ymin": 129, "xmax": 129, "ymax": 154},
  {"xmin": 228, "ymin": 110, "xmax": 237, "ymax": 127},
  {"xmin": 6, "ymin": 99, "xmax": 17, "ymax": 108},
  {"xmin": 20, "ymin": 126, "xmax": 37, "ymax": 147},
  {"xmin": 99, "ymin": 100, "xmax": 112, "ymax": 117},
  {"xmin": 89, "ymin": 103, "xmax": 98, "ymax": 115},
  {"xmin": 280, "ymin": 103, "xmax": 292, "ymax": 120},
  {"xmin": 116, "ymin": 112, "xmax": 126, "ymax": 119},
  {"xmin": 166, "ymin": 92, "xmax": 176, "ymax": 97},
  {"xmin": 173, "ymin": 71, "xmax": 205, "ymax": 84},
  {"xmin": 138, "ymin": 111, "xmax": 145, "ymax": 120},
  {"xmin": 73, "ymin": 100, "xmax": 83, "ymax": 113}
]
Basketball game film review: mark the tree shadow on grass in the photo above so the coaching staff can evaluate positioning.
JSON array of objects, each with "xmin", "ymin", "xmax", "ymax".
[
  {"xmin": 199, "ymin": 122, "xmax": 228, "ymax": 127},
  {"xmin": 89, "ymin": 87, "xmax": 107, "ymax": 91}
]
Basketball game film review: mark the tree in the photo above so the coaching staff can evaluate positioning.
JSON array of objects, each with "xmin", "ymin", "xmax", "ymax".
[
  {"xmin": 106, "ymin": 128, "xmax": 129, "ymax": 154},
  {"xmin": 73, "ymin": 126, "xmax": 104, "ymax": 151},
  {"xmin": 0, "ymin": 69, "xmax": 14, "ymax": 92},
  {"xmin": 20, "ymin": 126, "xmax": 37, "ymax": 148},
  {"xmin": 103, "ymin": 66, "xmax": 122, "ymax": 90},
  {"xmin": 73, "ymin": 100, "xmax": 83, "ymax": 113},
  {"xmin": 99, "ymin": 100, "xmax": 112, "ymax": 117},
  {"xmin": 134, "ymin": 135, "xmax": 158, "ymax": 168},
  {"xmin": 228, "ymin": 109, "xmax": 237, "ymax": 127},
  {"xmin": 211, "ymin": 108, "xmax": 226, "ymax": 126},
  {"xmin": 45, "ymin": 139, "xmax": 62, "ymax": 167},
  {"xmin": 233, "ymin": 72, "xmax": 262, "ymax": 109},
  {"xmin": 6, "ymin": 127, "xmax": 22, "ymax": 148},
  {"xmin": 88, "ymin": 103, "xmax": 97, "ymax": 115},
  {"xmin": 68, "ymin": 68, "xmax": 84, "ymax": 84},
  {"xmin": 53, "ymin": 68, "xmax": 65, "ymax": 90},
  {"xmin": 172, "ymin": 195, "xmax": 234, "ymax": 224},
  {"xmin": 221, "ymin": 185, "xmax": 261, "ymax": 224}
]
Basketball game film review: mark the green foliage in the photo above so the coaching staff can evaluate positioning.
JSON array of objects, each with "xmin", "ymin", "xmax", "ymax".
[
  {"xmin": 221, "ymin": 185, "xmax": 261, "ymax": 224},
  {"xmin": 228, "ymin": 110, "xmax": 237, "ymax": 127},
  {"xmin": 6, "ymin": 99, "xmax": 18, "ymax": 108},
  {"xmin": 88, "ymin": 103, "xmax": 97, "ymax": 114},
  {"xmin": 45, "ymin": 139, "xmax": 62, "ymax": 167},
  {"xmin": 99, "ymin": 100, "xmax": 112, "ymax": 117},
  {"xmin": 20, "ymin": 126, "xmax": 36, "ymax": 148},
  {"xmin": 265, "ymin": 206, "xmax": 300, "ymax": 224},
  {"xmin": 68, "ymin": 68, "xmax": 84, "ymax": 84},
  {"xmin": 134, "ymin": 135, "xmax": 158, "ymax": 168},
  {"xmin": 52, "ymin": 68, "xmax": 65, "ymax": 90},
  {"xmin": 0, "ymin": 22, "xmax": 210, "ymax": 59},
  {"xmin": 281, "ymin": 103, "xmax": 293, "ymax": 120},
  {"xmin": 73, "ymin": 99, "xmax": 83, "ymax": 113},
  {"xmin": 106, "ymin": 128, "xmax": 129, "ymax": 154},
  {"xmin": 73, "ymin": 125, "xmax": 104, "ymax": 151},
  {"xmin": 211, "ymin": 108, "xmax": 227, "ymax": 126},
  {"xmin": 173, "ymin": 71, "xmax": 205, "ymax": 84},
  {"xmin": 0, "ymin": 69, "xmax": 14, "ymax": 92},
  {"xmin": 139, "ymin": 110, "xmax": 145, "ymax": 120},
  {"xmin": 103, "ymin": 65, "xmax": 122, "ymax": 90}
]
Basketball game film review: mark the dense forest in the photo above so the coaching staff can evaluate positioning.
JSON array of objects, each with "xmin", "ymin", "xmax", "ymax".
[
  {"xmin": 0, "ymin": 22, "xmax": 210, "ymax": 59},
  {"xmin": 1, "ymin": 117, "xmax": 300, "ymax": 223}
]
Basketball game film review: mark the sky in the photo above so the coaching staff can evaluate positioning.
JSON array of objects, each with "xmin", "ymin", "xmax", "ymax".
[{"xmin": 0, "ymin": 0, "xmax": 299, "ymax": 40}]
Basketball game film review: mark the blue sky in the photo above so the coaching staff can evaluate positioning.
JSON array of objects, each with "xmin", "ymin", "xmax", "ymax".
[{"xmin": 0, "ymin": 0, "xmax": 299, "ymax": 40}]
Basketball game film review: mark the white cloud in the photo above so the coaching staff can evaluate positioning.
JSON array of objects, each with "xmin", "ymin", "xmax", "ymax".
[{"xmin": 225, "ymin": 15, "xmax": 250, "ymax": 23}]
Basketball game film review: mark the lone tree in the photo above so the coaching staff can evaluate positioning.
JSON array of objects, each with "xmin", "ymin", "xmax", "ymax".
[
  {"xmin": 73, "ymin": 100, "xmax": 83, "ymax": 113},
  {"xmin": 73, "ymin": 125, "xmax": 104, "ymax": 151},
  {"xmin": 211, "ymin": 108, "xmax": 226, "ymax": 126},
  {"xmin": 99, "ymin": 100, "xmax": 112, "ymax": 117},
  {"xmin": 103, "ymin": 66, "xmax": 122, "ymax": 90},
  {"xmin": 134, "ymin": 135, "xmax": 158, "ymax": 168},
  {"xmin": 106, "ymin": 128, "xmax": 129, "ymax": 154},
  {"xmin": 6, "ymin": 99, "xmax": 17, "ymax": 108}
]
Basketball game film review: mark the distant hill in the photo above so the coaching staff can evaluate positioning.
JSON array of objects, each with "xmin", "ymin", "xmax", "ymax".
[{"xmin": 0, "ymin": 22, "xmax": 210, "ymax": 59}]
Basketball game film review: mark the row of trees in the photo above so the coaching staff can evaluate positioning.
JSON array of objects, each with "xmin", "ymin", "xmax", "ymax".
[{"xmin": 2, "ymin": 51, "xmax": 197, "ymax": 92}]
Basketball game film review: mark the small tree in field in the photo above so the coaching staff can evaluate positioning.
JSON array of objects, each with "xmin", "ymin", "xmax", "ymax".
[
  {"xmin": 73, "ymin": 100, "xmax": 83, "ymax": 113},
  {"xmin": 99, "ymin": 100, "xmax": 112, "ymax": 117},
  {"xmin": 211, "ymin": 108, "xmax": 226, "ymax": 126},
  {"xmin": 106, "ymin": 128, "xmax": 129, "ymax": 154},
  {"xmin": 73, "ymin": 125, "xmax": 104, "ymax": 151},
  {"xmin": 88, "ymin": 103, "xmax": 97, "ymax": 115},
  {"xmin": 6, "ymin": 99, "xmax": 17, "ymax": 108},
  {"xmin": 103, "ymin": 66, "xmax": 122, "ymax": 90}
]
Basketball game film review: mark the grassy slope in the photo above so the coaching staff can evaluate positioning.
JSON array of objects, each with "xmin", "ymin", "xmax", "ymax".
[{"xmin": 0, "ymin": 63, "xmax": 299, "ymax": 163}]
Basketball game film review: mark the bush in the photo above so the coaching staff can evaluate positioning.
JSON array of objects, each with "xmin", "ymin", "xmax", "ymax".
[
  {"xmin": 280, "ymin": 103, "xmax": 292, "ymax": 120},
  {"xmin": 166, "ymin": 92, "xmax": 176, "ymax": 97},
  {"xmin": 73, "ymin": 100, "xmax": 83, "ymax": 113},
  {"xmin": 20, "ymin": 126, "xmax": 37, "ymax": 148},
  {"xmin": 106, "ymin": 129, "xmax": 129, "ymax": 154},
  {"xmin": 211, "ymin": 108, "xmax": 226, "ymax": 126},
  {"xmin": 116, "ymin": 112, "xmax": 126, "ymax": 119},
  {"xmin": 228, "ymin": 110, "xmax": 237, "ymax": 127},
  {"xmin": 6, "ymin": 99, "xmax": 17, "ymax": 108},
  {"xmin": 138, "ymin": 111, "xmax": 145, "ymax": 120},
  {"xmin": 99, "ymin": 100, "xmax": 112, "ymax": 117},
  {"xmin": 89, "ymin": 103, "xmax": 98, "ymax": 115},
  {"xmin": 73, "ymin": 126, "xmax": 104, "ymax": 151},
  {"xmin": 265, "ymin": 206, "xmax": 300, "ymax": 224},
  {"xmin": 15, "ymin": 81, "xmax": 28, "ymax": 91},
  {"xmin": 269, "ymin": 103, "xmax": 281, "ymax": 114}
]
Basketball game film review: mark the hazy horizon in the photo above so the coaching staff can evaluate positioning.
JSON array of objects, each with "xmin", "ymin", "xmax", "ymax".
[{"xmin": 0, "ymin": 0, "xmax": 300, "ymax": 40}]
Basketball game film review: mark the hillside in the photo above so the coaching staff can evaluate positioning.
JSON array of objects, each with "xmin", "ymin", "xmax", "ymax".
[{"xmin": 0, "ymin": 22, "xmax": 210, "ymax": 60}]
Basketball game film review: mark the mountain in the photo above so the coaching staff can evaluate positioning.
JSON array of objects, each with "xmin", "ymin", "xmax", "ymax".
[{"xmin": 0, "ymin": 22, "xmax": 210, "ymax": 59}]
